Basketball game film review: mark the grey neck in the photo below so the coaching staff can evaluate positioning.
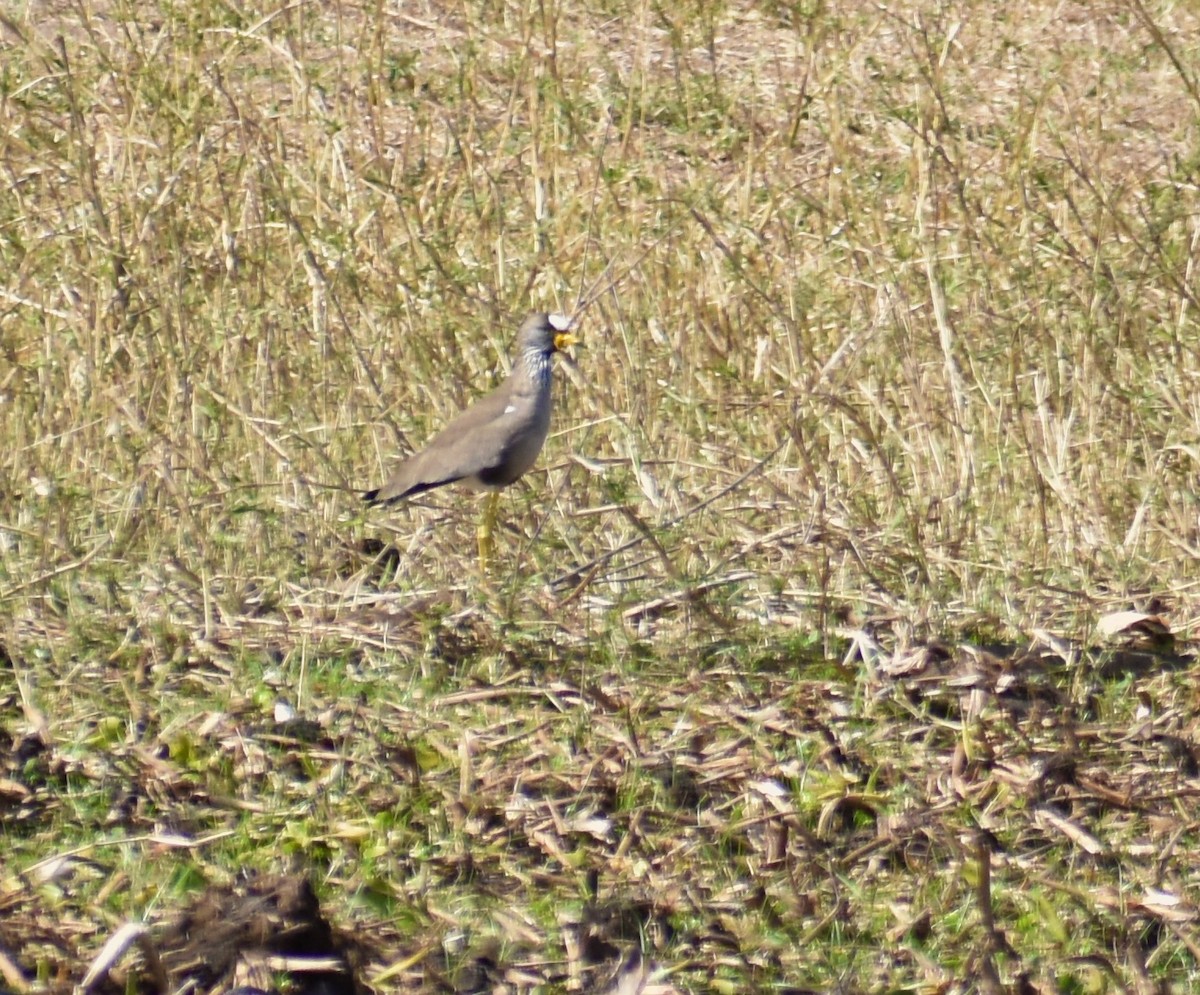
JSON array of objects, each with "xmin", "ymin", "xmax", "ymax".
[{"xmin": 514, "ymin": 349, "xmax": 552, "ymax": 393}]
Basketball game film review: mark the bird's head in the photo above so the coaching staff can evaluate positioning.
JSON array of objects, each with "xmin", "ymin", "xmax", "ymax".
[{"xmin": 519, "ymin": 312, "xmax": 580, "ymax": 354}]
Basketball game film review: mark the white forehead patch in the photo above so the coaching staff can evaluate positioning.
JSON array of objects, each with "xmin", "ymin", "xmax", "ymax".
[{"xmin": 548, "ymin": 313, "xmax": 571, "ymax": 331}]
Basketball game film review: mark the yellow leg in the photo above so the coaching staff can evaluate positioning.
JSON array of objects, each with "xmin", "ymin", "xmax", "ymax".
[{"xmin": 476, "ymin": 490, "xmax": 499, "ymax": 572}]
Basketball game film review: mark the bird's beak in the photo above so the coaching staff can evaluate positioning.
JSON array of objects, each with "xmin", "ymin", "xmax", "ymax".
[{"xmin": 554, "ymin": 331, "xmax": 580, "ymax": 352}]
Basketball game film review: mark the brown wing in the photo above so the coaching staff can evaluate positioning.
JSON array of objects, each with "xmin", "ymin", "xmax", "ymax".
[{"xmin": 364, "ymin": 383, "xmax": 519, "ymax": 504}]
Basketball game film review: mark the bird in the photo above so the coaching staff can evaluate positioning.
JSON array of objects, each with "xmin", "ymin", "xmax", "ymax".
[{"xmin": 364, "ymin": 312, "xmax": 579, "ymax": 570}]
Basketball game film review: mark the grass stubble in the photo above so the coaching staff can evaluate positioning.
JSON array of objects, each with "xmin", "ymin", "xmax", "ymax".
[{"xmin": 2, "ymin": 0, "xmax": 1200, "ymax": 990}]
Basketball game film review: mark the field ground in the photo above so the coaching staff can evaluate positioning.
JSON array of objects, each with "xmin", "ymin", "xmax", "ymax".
[{"xmin": 3, "ymin": 0, "xmax": 1200, "ymax": 991}]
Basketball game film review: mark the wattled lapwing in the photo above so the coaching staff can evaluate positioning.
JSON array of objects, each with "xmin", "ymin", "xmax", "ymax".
[{"xmin": 364, "ymin": 313, "xmax": 579, "ymax": 570}]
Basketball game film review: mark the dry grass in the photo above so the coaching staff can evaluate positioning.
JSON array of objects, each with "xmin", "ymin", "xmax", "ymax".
[{"xmin": 2, "ymin": 0, "xmax": 1200, "ymax": 991}]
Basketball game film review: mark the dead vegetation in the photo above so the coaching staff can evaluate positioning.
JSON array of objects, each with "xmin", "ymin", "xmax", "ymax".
[
  {"xmin": 2, "ymin": 607, "xmax": 1199, "ymax": 992},
  {"xmin": 3, "ymin": 0, "xmax": 1200, "ymax": 990}
]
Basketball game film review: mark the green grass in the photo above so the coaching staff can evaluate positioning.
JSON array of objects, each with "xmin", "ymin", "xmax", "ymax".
[{"xmin": 3, "ymin": 0, "xmax": 1200, "ymax": 991}]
